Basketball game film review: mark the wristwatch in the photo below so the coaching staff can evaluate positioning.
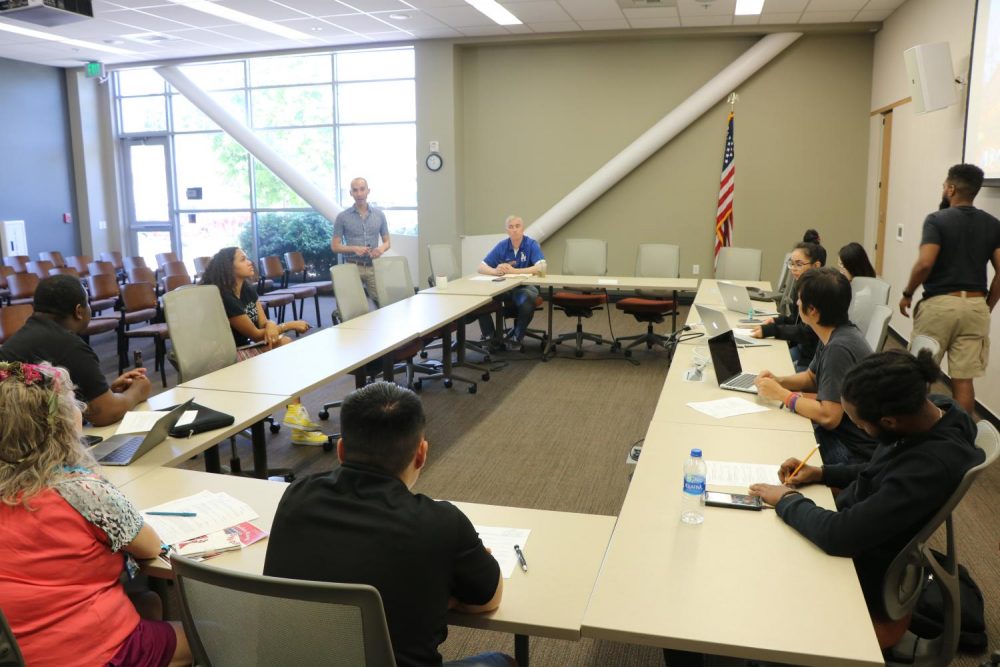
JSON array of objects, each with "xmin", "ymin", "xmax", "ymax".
[{"xmin": 902, "ymin": 290, "xmax": 914, "ymax": 298}]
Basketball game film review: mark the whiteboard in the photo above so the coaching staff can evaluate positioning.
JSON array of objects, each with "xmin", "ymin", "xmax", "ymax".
[{"xmin": 460, "ymin": 234, "xmax": 506, "ymax": 275}]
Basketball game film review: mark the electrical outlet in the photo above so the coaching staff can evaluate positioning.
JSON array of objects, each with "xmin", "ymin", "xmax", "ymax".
[
  {"xmin": 692, "ymin": 264, "xmax": 700, "ymax": 276},
  {"xmin": 429, "ymin": 140, "xmax": 439, "ymax": 152},
  {"xmin": 896, "ymin": 224, "xmax": 904, "ymax": 241}
]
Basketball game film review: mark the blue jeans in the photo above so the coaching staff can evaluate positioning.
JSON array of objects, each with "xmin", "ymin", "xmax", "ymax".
[
  {"xmin": 813, "ymin": 425, "xmax": 852, "ymax": 465},
  {"xmin": 444, "ymin": 652, "xmax": 514, "ymax": 667},
  {"xmin": 478, "ymin": 285, "xmax": 539, "ymax": 341}
]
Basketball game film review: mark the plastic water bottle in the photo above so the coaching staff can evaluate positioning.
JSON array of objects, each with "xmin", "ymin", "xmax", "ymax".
[
  {"xmin": 747, "ymin": 305, "xmax": 756, "ymax": 322},
  {"xmin": 681, "ymin": 448, "xmax": 707, "ymax": 525}
]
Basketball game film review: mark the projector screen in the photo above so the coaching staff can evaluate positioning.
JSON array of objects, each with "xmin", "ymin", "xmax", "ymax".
[{"xmin": 965, "ymin": 0, "xmax": 1000, "ymax": 183}]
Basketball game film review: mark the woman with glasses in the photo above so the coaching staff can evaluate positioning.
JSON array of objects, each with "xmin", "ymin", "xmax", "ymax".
[
  {"xmin": 751, "ymin": 241, "xmax": 825, "ymax": 371},
  {"xmin": 0, "ymin": 361, "xmax": 192, "ymax": 666},
  {"xmin": 837, "ymin": 242, "xmax": 877, "ymax": 280}
]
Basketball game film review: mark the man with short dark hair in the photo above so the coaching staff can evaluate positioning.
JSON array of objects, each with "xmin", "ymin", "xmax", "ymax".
[
  {"xmin": 899, "ymin": 163, "xmax": 1000, "ymax": 416},
  {"xmin": 332, "ymin": 177, "xmax": 391, "ymax": 307},
  {"xmin": 0, "ymin": 274, "xmax": 150, "ymax": 426},
  {"xmin": 264, "ymin": 382, "xmax": 510, "ymax": 667},
  {"xmin": 755, "ymin": 268, "xmax": 876, "ymax": 464}
]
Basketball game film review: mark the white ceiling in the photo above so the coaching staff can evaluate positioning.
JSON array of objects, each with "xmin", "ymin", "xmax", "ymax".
[{"xmin": 0, "ymin": 0, "xmax": 905, "ymax": 68}]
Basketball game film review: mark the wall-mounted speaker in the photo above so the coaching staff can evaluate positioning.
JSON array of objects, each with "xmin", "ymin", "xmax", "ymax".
[{"xmin": 903, "ymin": 42, "xmax": 957, "ymax": 114}]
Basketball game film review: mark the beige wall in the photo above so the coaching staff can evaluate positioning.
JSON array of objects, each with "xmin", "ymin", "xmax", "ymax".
[
  {"xmin": 443, "ymin": 33, "xmax": 873, "ymax": 279},
  {"xmin": 864, "ymin": 0, "xmax": 1000, "ymax": 416}
]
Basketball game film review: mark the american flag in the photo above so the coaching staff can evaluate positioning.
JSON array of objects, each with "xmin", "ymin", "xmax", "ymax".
[{"xmin": 714, "ymin": 111, "xmax": 735, "ymax": 265}]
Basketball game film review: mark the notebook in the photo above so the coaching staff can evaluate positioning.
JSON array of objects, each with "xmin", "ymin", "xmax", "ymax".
[
  {"xmin": 707, "ymin": 331, "xmax": 758, "ymax": 394},
  {"xmin": 90, "ymin": 399, "xmax": 194, "ymax": 466}
]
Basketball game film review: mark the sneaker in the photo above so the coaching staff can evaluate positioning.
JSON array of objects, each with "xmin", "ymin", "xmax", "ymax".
[
  {"xmin": 283, "ymin": 403, "xmax": 321, "ymax": 431},
  {"xmin": 291, "ymin": 429, "xmax": 330, "ymax": 447}
]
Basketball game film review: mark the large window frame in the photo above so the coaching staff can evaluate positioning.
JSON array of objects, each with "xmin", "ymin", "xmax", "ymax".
[{"xmin": 113, "ymin": 47, "xmax": 416, "ymax": 274}]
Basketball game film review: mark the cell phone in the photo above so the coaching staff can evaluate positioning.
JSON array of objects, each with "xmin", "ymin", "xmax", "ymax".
[
  {"xmin": 82, "ymin": 435, "xmax": 104, "ymax": 447},
  {"xmin": 703, "ymin": 491, "xmax": 763, "ymax": 511},
  {"xmin": 492, "ymin": 277, "xmax": 506, "ymax": 282}
]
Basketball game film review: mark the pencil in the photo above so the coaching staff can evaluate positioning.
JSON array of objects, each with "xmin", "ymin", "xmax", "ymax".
[{"xmin": 785, "ymin": 446, "xmax": 818, "ymax": 485}]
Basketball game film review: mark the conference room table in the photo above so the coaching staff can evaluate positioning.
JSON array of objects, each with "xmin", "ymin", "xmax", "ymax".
[
  {"xmin": 521, "ymin": 274, "xmax": 699, "ymax": 359},
  {"xmin": 422, "ymin": 274, "xmax": 534, "ymax": 297},
  {"xmin": 85, "ymin": 386, "xmax": 291, "ymax": 487},
  {"xmin": 120, "ymin": 466, "xmax": 617, "ymax": 667}
]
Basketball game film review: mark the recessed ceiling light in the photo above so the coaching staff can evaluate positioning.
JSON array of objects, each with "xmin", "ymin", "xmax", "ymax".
[
  {"xmin": 734, "ymin": 0, "xmax": 764, "ymax": 15},
  {"xmin": 0, "ymin": 19, "xmax": 135, "ymax": 54},
  {"xmin": 464, "ymin": 0, "xmax": 522, "ymax": 26},
  {"xmin": 310, "ymin": 26, "xmax": 323, "ymax": 31},
  {"xmin": 166, "ymin": 0, "xmax": 317, "ymax": 41},
  {"xmin": 388, "ymin": 13, "xmax": 409, "ymax": 20}
]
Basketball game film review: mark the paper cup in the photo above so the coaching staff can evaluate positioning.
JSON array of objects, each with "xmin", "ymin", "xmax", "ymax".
[{"xmin": 436, "ymin": 275, "xmax": 448, "ymax": 288}]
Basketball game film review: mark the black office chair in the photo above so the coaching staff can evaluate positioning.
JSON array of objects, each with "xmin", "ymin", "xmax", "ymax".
[{"xmin": 0, "ymin": 608, "xmax": 26, "ymax": 667}]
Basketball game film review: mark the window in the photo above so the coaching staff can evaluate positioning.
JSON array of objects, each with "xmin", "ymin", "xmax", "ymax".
[{"xmin": 114, "ymin": 47, "xmax": 416, "ymax": 278}]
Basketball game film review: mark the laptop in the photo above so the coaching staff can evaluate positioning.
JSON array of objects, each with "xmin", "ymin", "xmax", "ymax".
[
  {"xmin": 89, "ymin": 399, "xmax": 194, "ymax": 466},
  {"xmin": 695, "ymin": 305, "xmax": 767, "ymax": 348},
  {"xmin": 717, "ymin": 282, "xmax": 778, "ymax": 319},
  {"xmin": 706, "ymin": 331, "xmax": 758, "ymax": 394}
]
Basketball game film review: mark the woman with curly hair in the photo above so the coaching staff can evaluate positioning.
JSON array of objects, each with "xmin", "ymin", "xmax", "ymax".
[{"xmin": 0, "ymin": 361, "xmax": 191, "ymax": 666}]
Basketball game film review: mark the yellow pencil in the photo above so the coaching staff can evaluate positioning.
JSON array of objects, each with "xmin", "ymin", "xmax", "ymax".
[{"xmin": 785, "ymin": 446, "xmax": 819, "ymax": 485}]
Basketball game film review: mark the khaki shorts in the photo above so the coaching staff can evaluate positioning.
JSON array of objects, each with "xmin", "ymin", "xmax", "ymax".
[{"xmin": 912, "ymin": 295, "xmax": 991, "ymax": 378}]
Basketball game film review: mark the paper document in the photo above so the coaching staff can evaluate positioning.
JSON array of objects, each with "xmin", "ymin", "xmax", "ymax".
[
  {"xmin": 469, "ymin": 274, "xmax": 527, "ymax": 282},
  {"xmin": 142, "ymin": 491, "xmax": 259, "ymax": 545},
  {"xmin": 706, "ymin": 460, "xmax": 781, "ymax": 489},
  {"xmin": 686, "ymin": 397, "xmax": 769, "ymax": 419},
  {"xmin": 114, "ymin": 410, "xmax": 197, "ymax": 436},
  {"xmin": 475, "ymin": 525, "xmax": 531, "ymax": 578},
  {"xmin": 597, "ymin": 278, "xmax": 619, "ymax": 285},
  {"xmin": 733, "ymin": 328, "xmax": 755, "ymax": 337}
]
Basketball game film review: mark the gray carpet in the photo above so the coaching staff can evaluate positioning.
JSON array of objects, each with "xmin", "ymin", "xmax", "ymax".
[{"xmin": 89, "ymin": 295, "xmax": 1000, "ymax": 666}]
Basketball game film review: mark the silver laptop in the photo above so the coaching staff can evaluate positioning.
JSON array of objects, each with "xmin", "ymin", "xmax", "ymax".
[
  {"xmin": 717, "ymin": 281, "xmax": 778, "ymax": 319},
  {"xmin": 706, "ymin": 331, "xmax": 758, "ymax": 394},
  {"xmin": 90, "ymin": 399, "xmax": 194, "ymax": 466},
  {"xmin": 695, "ymin": 305, "xmax": 768, "ymax": 348}
]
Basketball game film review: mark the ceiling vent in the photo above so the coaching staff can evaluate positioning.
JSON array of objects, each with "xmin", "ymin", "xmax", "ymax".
[{"xmin": 0, "ymin": 0, "xmax": 93, "ymax": 26}]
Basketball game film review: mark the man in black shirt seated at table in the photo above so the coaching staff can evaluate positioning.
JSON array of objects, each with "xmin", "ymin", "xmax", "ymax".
[
  {"xmin": 0, "ymin": 274, "xmax": 150, "ymax": 426},
  {"xmin": 750, "ymin": 350, "xmax": 983, "ymax": 634},
  {"xmin": 264, "ymin": 382, "xmax": 510, "ymax": 667}
]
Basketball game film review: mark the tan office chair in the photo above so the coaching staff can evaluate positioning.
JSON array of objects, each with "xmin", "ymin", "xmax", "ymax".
[
  {"xmin": 551, "ymin": 239, "xmax": 608, "ymax": 358},
  {"xmin": 863, "ymin": 304, "xmax": 892, "ymax": 353},
  {"xmin": 849, "ymin": 276, "xmax": 891, "ymax": 334},
  {"xmin": 910, "ymin": 335, "xmax": 941, "ymax": 360},
  {"xmin": 715, "ymin": 247, "xmax": 763, "ymax": 281},
  {"xmin": 171, "ymin": 554, "xmax": 397, "ymax": 667},
  {"xmin": 881, "ymin": 421, "xmax": 999, "ymax": 667},
  {"xmin": 613, "ymin": 243, "xmax": 679, "ymax": 357}
]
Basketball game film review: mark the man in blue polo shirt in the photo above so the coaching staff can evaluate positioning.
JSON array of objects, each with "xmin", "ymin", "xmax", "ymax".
[
  {"xmin": 477, "ymin": 215, "xmax": 545, "ymax": 346},
  {"xmin": 332, "ymin": 177, "xmax": 391, "ymax": 306}
]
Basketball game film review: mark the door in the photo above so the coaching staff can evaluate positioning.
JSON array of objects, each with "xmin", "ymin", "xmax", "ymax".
[{"xmin": 122, "ymin": 136, "xmax": 176, "ymax": 267}]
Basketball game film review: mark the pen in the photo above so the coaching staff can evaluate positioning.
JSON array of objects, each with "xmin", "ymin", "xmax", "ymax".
[
  {"xmin": 513, "ymin": 544, "xmax": 528, "ymax": 573},
  {"xmin": 785, "ymin": 446, "xmax": 819, "ymax": 485},
  {"xmin": 146, "ymin": 511, "xmax": 198, "ymax": 517}
]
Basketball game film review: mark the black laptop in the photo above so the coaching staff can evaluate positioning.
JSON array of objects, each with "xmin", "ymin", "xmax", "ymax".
[{"xmin": 706, "ymin": 331, "xmax": 758, "ymax": 394}]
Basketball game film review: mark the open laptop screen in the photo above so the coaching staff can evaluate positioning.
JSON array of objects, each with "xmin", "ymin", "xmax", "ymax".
[{"xmin": 707, "ymin": 331, "xmax": 743, "ymax": 384}]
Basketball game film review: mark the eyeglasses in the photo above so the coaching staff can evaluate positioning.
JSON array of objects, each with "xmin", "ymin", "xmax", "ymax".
[{"xmin": 786, "ymin": 259, "xmax": 811, "ymax": 268}]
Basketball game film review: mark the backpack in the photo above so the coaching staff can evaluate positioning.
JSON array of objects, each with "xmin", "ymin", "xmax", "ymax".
[{"xmin": 908, "ymin": 549, "xmax": 987, "ymax": 653}]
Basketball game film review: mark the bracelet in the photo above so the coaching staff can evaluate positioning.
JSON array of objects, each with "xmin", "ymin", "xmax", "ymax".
[
  {"xmin": 784, "ymin": 392, "xmax": 801, "ymax": 413},
  {"xmin": 783, "ymin": 392, "xmax": 795, "ymax": 410}
]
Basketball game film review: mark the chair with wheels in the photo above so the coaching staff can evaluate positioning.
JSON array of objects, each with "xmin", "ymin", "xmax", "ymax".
[
  {"xmin": 427, "ymin": 243, "xmax": 496, "ymax": 375},
  {"xmin": 714, "ymin": 247, "xmax": 763, "ymax": 281},
  {"xmin": 164, "ymin": 285, "xmax": 302, "ymax": 475},
  {"xmin": 910, "ymin": 335, "xmax": 941, "ymax": 360},
  {"xmin": 551, "ymin": 238, "xmax": 609, "ymax": 358},
  {"xmin": 863, "ymin": 304, "xmax": 892, "ymax": 353},
  {"xmin": 171, "ymin": 554, "xmax": 396, "ymax": 667},
  {"xmin": 0, "ymin": 607, "xmax": 26, "ymax": 667},
  {"xmin": 881, "ymin": 421, "xmax": 999, "ymax": 667},
  {"xmin": 613, "ymin": 243, "xmax": 680, "ymax": 357}
]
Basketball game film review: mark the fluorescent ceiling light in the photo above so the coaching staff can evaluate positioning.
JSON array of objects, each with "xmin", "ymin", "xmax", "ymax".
[
  {"xmin": 166, "ymin": 0, "xmax": 317, "ymax": 41},
  {"xmin": 734, "ymin": 0, "xmax": 765, "ymax": 15},
  {"xmin": 464, "ymin": 0, "xmax": 522, "ymax": 26},
  {"xmin": 0, "ymin": 20, "xmax": 135, "ymax": 54}
]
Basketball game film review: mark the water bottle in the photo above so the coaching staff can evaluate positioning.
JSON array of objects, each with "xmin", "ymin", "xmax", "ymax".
[
  {"xmin": 681, "ymin": 448, "xmax": 707, "ymax": 525},
  {"xmin": 747, "ymin": 305, "xmax": 756, "ymax": 322}
]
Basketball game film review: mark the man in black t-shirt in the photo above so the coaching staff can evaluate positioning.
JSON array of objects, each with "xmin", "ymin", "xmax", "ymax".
[
  {"xmin": 0, "ymin": 274, "xmax": 150, "ymax": 426},
  {"xmin": 264, "ymin": 382, "xmax": 510, "ymax": 667},
  {"xmin": 755, "ymin": 268, "xmax": 877, "ymax": 464},
  {"xmin": 900, "ymin": 163, "xmax": 1000, "ymax": 416}
]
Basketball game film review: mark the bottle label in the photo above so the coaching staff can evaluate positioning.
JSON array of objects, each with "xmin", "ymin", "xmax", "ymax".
[{"xmin": 683, "ymin": 475, "xmax": 706, "ymax": 495}]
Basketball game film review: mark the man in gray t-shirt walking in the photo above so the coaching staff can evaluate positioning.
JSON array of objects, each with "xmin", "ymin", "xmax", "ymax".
[
  {"xmin": 332, "ymin": 177, "xmax": 391, "ymax": 306},
  {"xmin": 900, "ymin": 163, "xmax": 1000, "ymax": 416}
]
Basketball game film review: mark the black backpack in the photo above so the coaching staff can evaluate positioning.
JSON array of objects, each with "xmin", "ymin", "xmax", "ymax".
[{"xmin": 908, "ymin": 550, "xmax": 988, "ymax": 653}]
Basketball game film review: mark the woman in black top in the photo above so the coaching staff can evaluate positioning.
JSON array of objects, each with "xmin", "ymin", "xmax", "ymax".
[
  {"xmin": 837, "ymin": 242, "xmax": 877, "ymax": 280},
  {"xmin": 201, "ymin": 247, "xmax": 328, "ymax": 446},
  {"xmin": 751, "ymin": 241, "xmax": 825, "ymax": 370}
]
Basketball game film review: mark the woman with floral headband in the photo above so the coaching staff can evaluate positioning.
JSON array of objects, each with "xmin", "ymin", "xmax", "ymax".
[{"xmin": 0, "ymin": 361, "xmax": 191, "ymax": 667}]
